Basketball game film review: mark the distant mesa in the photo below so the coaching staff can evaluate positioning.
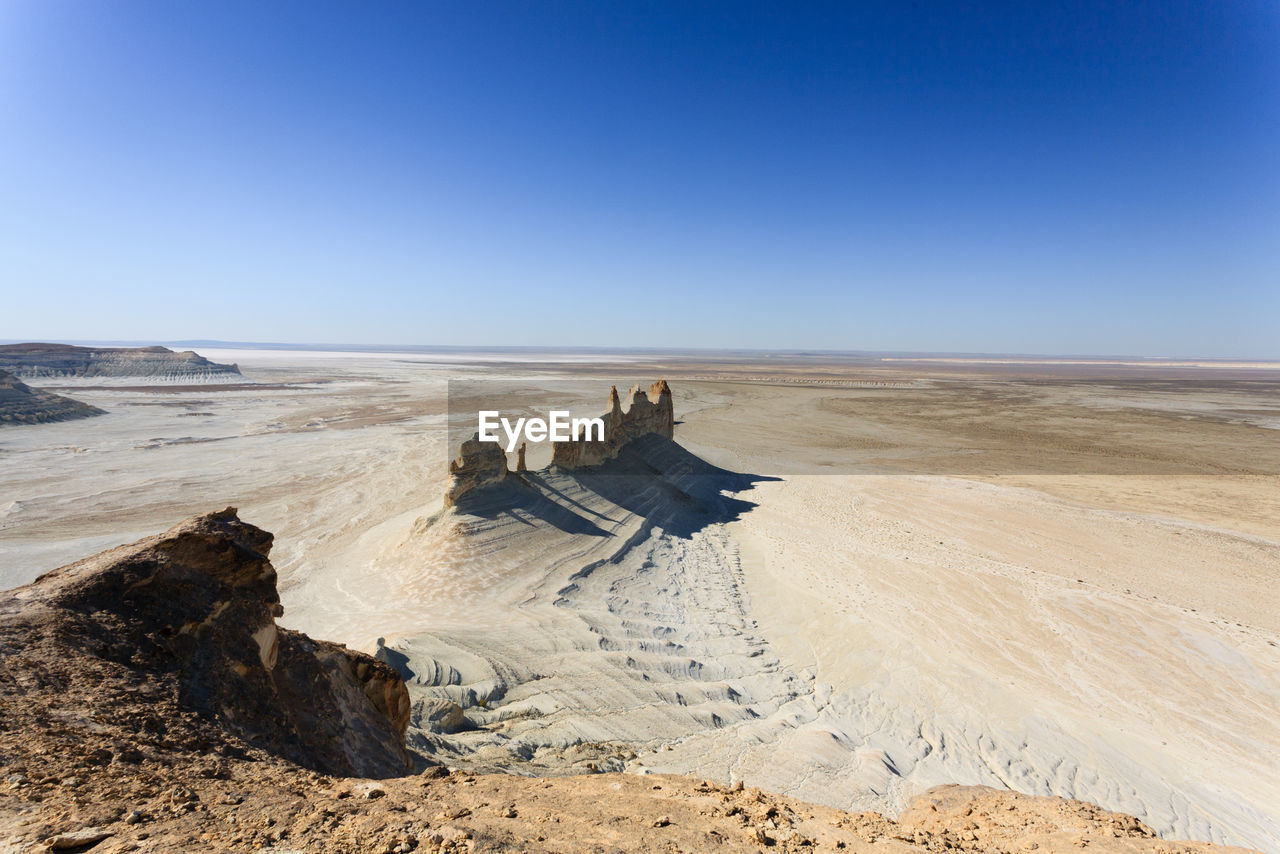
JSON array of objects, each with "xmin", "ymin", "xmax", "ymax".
[
  {"xmin": 0, "ymin": 342, "xmax": 243, "ymax": 382},
  {"xmin": 443, "ymin": 380, "xmax": 675, "ymax": 505},
  {"xmin": 0, "ymin": 368, "xmax": 104, "ymax": 425}
]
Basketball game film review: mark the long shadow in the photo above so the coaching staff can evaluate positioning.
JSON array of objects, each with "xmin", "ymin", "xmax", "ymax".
[
  {"xmin": 568, "ymin": 435, "xmax": 781, "ymax": 538},
  {"xmin": 375, "ymin": 644, "xmax": 416, "ymax": 682},
  {"xmin": 452, "ymin": 437, "xmax": 779, "ymax": 539},
  {"xmin": 452, "ymin": 478, "xmax": 611, "ymax": 536},
  {"xmin": 521, "ymin": 470, "xmax": 622, "ymax": 524}
]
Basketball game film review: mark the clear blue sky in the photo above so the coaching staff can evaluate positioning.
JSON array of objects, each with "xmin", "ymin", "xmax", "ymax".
[{"xmin": 1, "ymin": 2, "xmax": 1276, "ymax": 356}]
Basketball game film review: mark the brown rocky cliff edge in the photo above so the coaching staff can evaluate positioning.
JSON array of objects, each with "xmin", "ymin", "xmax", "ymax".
[{"xmin": 0, "ymin": 508, "xmax": 411, "ymax": 779}]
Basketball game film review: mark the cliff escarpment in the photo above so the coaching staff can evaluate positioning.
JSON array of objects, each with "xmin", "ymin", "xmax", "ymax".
[
  {"xmin": 0, "ymin": 343, "xmax": 242, "ymax": 381},
  {"xmin": 0, "ymin": 508, "xmax": 411, "ymax": 779},
  {"xmin": 0, "ymin": 369, "xmax": 104, "ymax": 424}
]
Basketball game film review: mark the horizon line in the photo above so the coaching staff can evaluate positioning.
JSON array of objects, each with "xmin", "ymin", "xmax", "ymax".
[{"xmin": 2, "ymin": 338, "xmax": 1279, "ymax": 365}]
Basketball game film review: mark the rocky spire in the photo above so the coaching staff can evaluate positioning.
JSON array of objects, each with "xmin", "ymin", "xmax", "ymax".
[
  {"xmin": 551, "ymin": 380, "xmax": 676, "ymax": 469},
  {"xmin": 648, "ymin": 380, "xmax": 674, "ymax": 439},
  {"xmin": 609, "ymin": 385, "xmax": 623, "ymax": 424}
]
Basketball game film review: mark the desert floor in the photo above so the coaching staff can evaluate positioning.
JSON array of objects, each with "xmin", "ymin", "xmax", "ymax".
[{"xmin": 1, "ymin": 348, "xmax": 1277, "ymax": 851}]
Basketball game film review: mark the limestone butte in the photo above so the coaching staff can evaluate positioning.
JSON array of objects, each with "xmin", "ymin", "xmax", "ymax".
[
  {"xmin": 443, "ymin": 380, "xmax": 674, "ymax": 503},
  {"xmin": 551, "ymin": 379, "xmax": 674, "ymax": 469},
  {"xmin": 443, "ymin": 433, "xmax": 510, "ymax": 505}
]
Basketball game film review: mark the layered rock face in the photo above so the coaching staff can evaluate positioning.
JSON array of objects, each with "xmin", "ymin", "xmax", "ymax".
[
  {"xmin": 0, "ymin": 508, "xmax": 411, "ymax": 778},
  {"xmin": 443, "ymin": 434, "xmax": 510, "ymax": 505},
  {"xmin": 0, "ymin": 368, "xmax": 104, "ymax": 424},
  {"xmin": 551, "ymin": 379, "xmax": 674, "ymax": 468},
  {"xmin": 0, "ymin": 343, "xmax": 241, "ymax": 381}
]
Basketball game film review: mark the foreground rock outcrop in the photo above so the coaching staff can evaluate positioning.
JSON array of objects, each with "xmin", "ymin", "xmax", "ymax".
[
  {"xmin": 0, "ymin": 513, "xmax": 1256, "ymax": 852},
  {"xmin": 0, "ymin": 343, "xmax": 241, "ymax": 381},
  {"xmin": 0, "ymin": 508, "xmax": 410, "ymax": 779},
  {"xmin": 0, "ymin": 369, "xmax": 104, "ymax": 424}
]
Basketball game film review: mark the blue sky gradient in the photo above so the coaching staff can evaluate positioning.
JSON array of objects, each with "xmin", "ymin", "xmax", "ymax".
[{"xmin": 1, "ymin": 1, "xmax": 1276, "ymax": 355}]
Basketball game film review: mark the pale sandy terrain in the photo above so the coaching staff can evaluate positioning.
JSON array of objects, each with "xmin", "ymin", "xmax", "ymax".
[
  {"xmin": 0, "ymin": 350, "xmax": 453, "ymax": 588},
  {"xmin": 1, "ymin": 349, "xmax": 1277, "ymax": 851}
]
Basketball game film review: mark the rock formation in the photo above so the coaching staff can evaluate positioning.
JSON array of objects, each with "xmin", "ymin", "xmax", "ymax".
[
  {"xmin": 442, "ymin": 381, "xmax": 674, "ymax": 503},
  {"xmin": 551, "ymin": 380, "xmax": 674, "ymax": 469},
  {"xmin": 0, "ymin": 342, "xmax": 242, "ymax": 381},
  {"xmin": 443, "ymin": 434, "xmax": 509, "ymax": 505},
  {"xmin": 0, "ymin": 368, "xmax": 105, "ymax": 424},
  {"xmin": 0, "ymin": 508, "xmax": 411, "ymax": 779}
]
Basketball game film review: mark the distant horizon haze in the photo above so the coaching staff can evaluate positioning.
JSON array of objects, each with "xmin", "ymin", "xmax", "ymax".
[
  {"xmin": 1, "ymin": 2, "xmax": 1276, "ymax": 358},
  {"xmin": 1, "ymin": 338, "xmax": 1276, "ymax": 365}
]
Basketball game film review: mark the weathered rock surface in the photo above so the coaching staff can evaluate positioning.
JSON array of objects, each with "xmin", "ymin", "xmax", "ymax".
[
  {"xmin": 0, "ymin": 343, "xmax": 241, "ymax": 381},
  {"xmin": 0, "ymin": 369, "xmax": 104, "ymax": 424},
  {"xmin": 551, "ymin": 379, "xmax": 674, "ymax": 468},
  {"xmin": 414, "ymin": 697, "xmax": 468, "ymax": 734},
  {"xmin": 0, "ymin": 508, "xmax": 411, "ymax": 779},
  {"xmin": 443, "ymin": 434, "xmax": 509, "ymax": 506},
  {"xmin": 442, "ymin": 380, "xmax": 674, "ymax": 503}
]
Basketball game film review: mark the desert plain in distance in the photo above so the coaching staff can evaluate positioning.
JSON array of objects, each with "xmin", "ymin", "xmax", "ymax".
[{"xmin": 1, "ymin": 346, "xmax": 1277, "ymax": 851}]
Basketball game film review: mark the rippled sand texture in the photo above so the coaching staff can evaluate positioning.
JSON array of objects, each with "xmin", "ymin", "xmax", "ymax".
[{"xmin": 1, "ymin": 349, "xmax": 1277, "ymax": 850}]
